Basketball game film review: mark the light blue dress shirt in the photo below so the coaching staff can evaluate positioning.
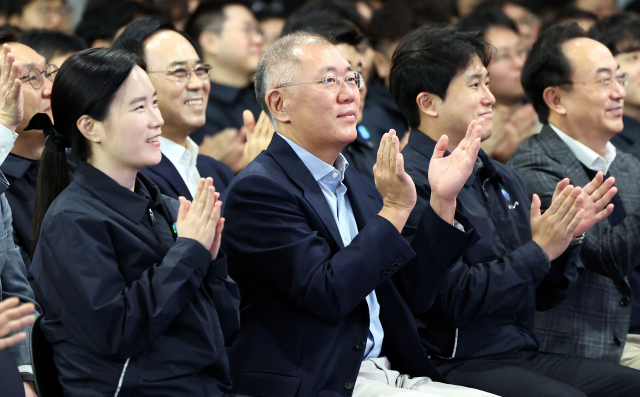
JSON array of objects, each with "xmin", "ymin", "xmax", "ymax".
[{"xmin": 279, "ymin": 133, "xmax": 384, "ymax": 360}]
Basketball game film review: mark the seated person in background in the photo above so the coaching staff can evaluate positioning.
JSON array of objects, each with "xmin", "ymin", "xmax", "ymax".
[
  {"xmin": 510, "ymin": 23, "xmax": 640, "ymax": 371},
  {"xmin": 540, "ymin": 7, "xmax": 598, "ymax": 33},
  {"xmin": 74, "ymin": 0, "xmax": 161, "ymax": 48},
  {"xmin": 18, "ymin": 29, "xmax": 86, "ymax": 67},
  {"xmin": 458, "ymin": 5, "xmax": 538, "ymax": 163},
  {"xmin": 0, "ymin": 27, "xmax": 53, "ymax": 280},
  {"xmin": 363, "ymin": 0, "xmax": 452, "ymax": 149},
  {"xmin": 0, "ymin": 43, "xmax": 42, "ymax": 397},
  {"xmin": 185, "ymin": 0, "xmax": 264, "ymax": 174},
  {"xmin": 30, "ymin": 47, "xmax": 239, "ymax": 396},
  {"xmin": 392, "ymin": 24, "xmax": 640, "ymax": 397},
  {"xmin": 589, "ymin": 12, "xmax": 640, "ymax": 157},
  {"xmin": 282, "ymin": 11, "xmax": 375, "ymax": 178},
  {"xmin": 221, "ymin": 31, "xmax": 496, "ymax": 397},
  {"xmin": 114, "ymin": 17, "xmax": 234, "ymax": 198},
  {"xmin": 5, "ymin": 0, "xmax": 71, "ymax": 33}
]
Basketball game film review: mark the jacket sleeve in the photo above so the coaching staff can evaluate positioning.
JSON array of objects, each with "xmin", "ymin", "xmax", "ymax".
[
  {"xmin": 509, "ymin": 147, "xmax": 640, "ymax": 280},
  {"xmin": 535, "ymin": 243, "xmax": 584, "ymax": 311},
  {"xmin": 32, "ymin": 210, "xmax": 214, "ymax": 359},
  {"xmin": 203, "ymin": 252, "xmax": 241, "ymax": 342},
  {"xmin": 0, "ymin": 194, "xmax": 41, "ymax": 367},
  {"xmin": 221, "ymin": 173, "xmax": 416, "ymax": 322}
]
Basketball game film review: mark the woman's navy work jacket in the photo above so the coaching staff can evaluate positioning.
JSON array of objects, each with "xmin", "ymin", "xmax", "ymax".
[{"xmin": 30, "ymin": 162, "xmax": 240, "ymax": 397}]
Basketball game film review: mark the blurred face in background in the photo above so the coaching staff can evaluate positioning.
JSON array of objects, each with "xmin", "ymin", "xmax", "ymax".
[
  {"xmin": 616, "ymin": 49, "xmax": 640, "ymax": 117},
  {"xmin": 502, "ymin": 2, "xmax": 539, "ymax": 48},
  {"xmin": 485, "ymin": 26, "xmax": 527, "ymax": 105},
  {"xmin": 336, "ymin": 42, "xmax": 368, "ymax": 122},
  {"xmin": 9, "ymin": 0, "xmax": 71, "ymax": 33}
]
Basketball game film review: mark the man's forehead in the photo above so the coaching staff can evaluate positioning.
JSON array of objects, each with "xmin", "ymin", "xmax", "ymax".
[
  {"xmin": 144, "ymin": 31, "xmax": 199, "ymax": 64},
  {"xmin": 8, "ymin": 43, "xmax": 46, "ymax": 70},
  {"xmin": 563, "ymin": 37, "xmax": 617, "ymax": 73},
  {"xmin": 295, "ymin": 44, "xmax": 351, "ymax": 74}
]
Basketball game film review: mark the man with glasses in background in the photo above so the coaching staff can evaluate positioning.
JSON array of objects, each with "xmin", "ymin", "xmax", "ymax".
[
  {"xmin": 510, "ymin": 23, "xmax": 640, "ymax": 370},
  {"xmin": 113, "ymin": 17, "xmax": 234, "ymax": 199},
  {"xmin": 185, "ymin": 0, "xmax": 264, "ymax": 174},
  {"xmin": 0, "ymin": 27, "xmax": 56, "ymax": 288},
  {"xmin": 4, "ymin": 0, "xmax": 71, "ymax": 33}
]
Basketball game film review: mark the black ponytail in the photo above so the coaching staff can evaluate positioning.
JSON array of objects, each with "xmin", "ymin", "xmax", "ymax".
[{"xmin": 32, "ymin": 47, "xmax": 145, "ymax": 253}]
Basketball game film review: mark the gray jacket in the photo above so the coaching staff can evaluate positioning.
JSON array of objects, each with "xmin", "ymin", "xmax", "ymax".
[
  {"xmin": 509, "ymin": 124, "xmax": 640, "ymax": 362},
  {"xmin": 0, "ymin": 173, "xmax": 41, "ymax": 367}
]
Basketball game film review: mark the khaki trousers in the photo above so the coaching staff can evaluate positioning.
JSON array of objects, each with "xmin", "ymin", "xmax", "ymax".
[{"xmin": 352, "ymin": 357, "xmax": 500, "ymax": 397}]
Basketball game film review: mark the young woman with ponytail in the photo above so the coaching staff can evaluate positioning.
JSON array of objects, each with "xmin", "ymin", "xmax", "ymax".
[{"xmin": 29, "ymin": 47, "xmax": 239, "ymax": 396}]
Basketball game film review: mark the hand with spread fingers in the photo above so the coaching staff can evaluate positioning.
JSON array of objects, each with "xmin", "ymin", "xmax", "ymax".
[
  {"xmin": 0, "ymin": 44, "xmax": 24, "ymax": 132},
  {"xmin": 175, "ymin": 177, "xmax": 225, "ymax": 259},
  {"xmin": 0, "ymin": 297, "xmax": 35, "ymax": 351},
  {"xmin": 374, "ymin": 129, "xmax": 417, "ymax": 232},
  {"xmin": 531, "ymin": 184, "xmax": 585, "ymax": 261},
  {"xmin": 428, "ymin": 118, "xmax": 483, "ymax": 224},
  {"xmin": 242, "ymin": 110, "xmax": 275, "ymax": 168},
  {"xmin": 551, "ymin": 173, "xmax": 617, "ymax": 238}
]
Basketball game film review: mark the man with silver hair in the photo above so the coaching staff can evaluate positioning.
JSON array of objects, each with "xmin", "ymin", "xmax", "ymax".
[{"xmin": 221, "ymin": 32, "xmax": 497, "ymax": 396}]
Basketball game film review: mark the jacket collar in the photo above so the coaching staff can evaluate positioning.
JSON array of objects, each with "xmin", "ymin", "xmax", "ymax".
[
  {"xmin": 143, "ymin": 154, "xmax": 192, "ymax": 199},
  {"xmin": 267, "ymin": 133, "xmax": 358, "ymax": 247},
  {"xmin": 0, "ymin": 153, "xmax": 38, "ymax": 179},
  {"xmin": 406, "ymin": 128, "xmax": 496, "ymax": 187},
  {"xmin": 73, "ymin": 161, "xmax": 160, "ymax": 224}
]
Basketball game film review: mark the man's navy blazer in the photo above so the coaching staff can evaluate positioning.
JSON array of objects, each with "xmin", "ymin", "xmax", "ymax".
[
  {"xmin": 140, "ymin": 153, "xmax": 234, "ymax": 200},
  {"xmin": 221, "ymin": 134, "xmax": 479, "ymax": 396}
]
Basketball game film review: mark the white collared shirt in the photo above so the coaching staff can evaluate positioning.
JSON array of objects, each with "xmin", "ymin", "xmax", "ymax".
[
  {"xmin": 549, "ymin": 123, "xmax": 617, "ymax": 174},
  {"xmin": 159, "ymin": 136, "xmax": 202, "ymax": 197}
]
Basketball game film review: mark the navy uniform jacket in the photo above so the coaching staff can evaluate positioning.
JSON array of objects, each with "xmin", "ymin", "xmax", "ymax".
[
  {"xmin": 30, "ymin": 162, "xmax": 240, "ymax": 396},
  {"xmin": 140, "ymin": 153, "xmax": 234, "ymax": 200},
  {"xmin": 221, "ymin": 133, "xmax": 479, "ymax": 396},
  {"xmin": 0, "ymin": 154, "xmax": 38, "ymax": 271},
  {"xmin": 402, "ymin": 130, "xmax": 583, "ymax": 362},
  {"xmin": 190, "ymin": 82, "xmax": 261, "ymax": 145}
]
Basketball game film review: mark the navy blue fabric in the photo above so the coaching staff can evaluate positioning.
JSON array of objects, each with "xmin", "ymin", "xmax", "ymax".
[
  {"xmin": 190, "ymin": 82, "xmax": 261, "ymax": 145},
  {"xmin": 611, "ymin": 115, "xmax": 640, "ymax": 154},
  {"xmin": 360, "ymin": 78, "xmax": 408, "ymax": 152},
  {"xmin": 0, "ymin": 349, "xmax": 23, "ymax": 397},
  {"xmin": 402, "ymin": 130, "xmax": 584, "ymax": 361},
  {"xmin": 140, "ymin": 153, "xmax": 234, "ymax": 200},
  {"xmin": 221, "ymin": 133, "xmax": 480, "ymax": 396},
  {"xmin": 0, "ymin": 154, "xmax": 37, "ymax": 274},
  {"xmin": 30, "ymin": 162, "xmax": 240, "ymax": 396}
]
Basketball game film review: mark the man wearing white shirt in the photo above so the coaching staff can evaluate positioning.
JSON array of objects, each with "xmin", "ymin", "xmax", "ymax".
[
  {"xmin": 112, "ymin": 17, "xmax": 234, "ymax": 198},
  {"xmin": 510, "ymin": 22, "xmax": 640, "ymax": 370}
]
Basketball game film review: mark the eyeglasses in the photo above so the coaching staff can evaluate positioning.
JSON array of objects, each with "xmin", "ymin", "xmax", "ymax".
[
  {"xmin": 568, "ymin": 72, "xmax": 629, "ymax": 90},
  {"xmin": 148, "ymin": 64, "xmax": 212, "ymax": 83},
  {"xmin": 277, "ymin": 71, "xmax": 363, "ymax": 92},
  {"xmin": 19, "ymin": 64, "xmax": 58, "ymax": 90}
]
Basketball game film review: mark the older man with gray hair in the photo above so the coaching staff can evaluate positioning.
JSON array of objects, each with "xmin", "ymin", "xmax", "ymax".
[{"xmin": 221, "ymin": 32, "xmax": 497, "ymax": 397}]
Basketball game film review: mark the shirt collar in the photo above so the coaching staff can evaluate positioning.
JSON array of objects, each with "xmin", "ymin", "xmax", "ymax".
[
  {"xmin": 0, "ymin": 153, "xmax": 38, "ymax": 179},
  {"xmin": 277, "ymin": 133, "xmax": 349, "ymax": 183},
  {"xmin": 549, "ymin": 123, "xmax": 617, "ymax": 174},
  {"xmin": 159, "ymin": 136, "xmax": 199, "ymax": 168}
]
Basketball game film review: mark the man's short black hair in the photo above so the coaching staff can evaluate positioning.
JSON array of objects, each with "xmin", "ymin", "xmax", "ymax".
[
  {"xmin": 75, "ymin": 1, "xmax": 161, "ymax": 47},
  {"xmin": 281, "ymin": 0, "xmax": 367, "ymax": 33},
  {"xmin": 368, "ymin": 0, "xmax": 452, "ymax": 52},
  {"xmin": 540, "ymin": 7, "xmax": 597, "ymax": 33},
  {"xmin": 112, "ymin": 16, "xmax": 202, "ymax": 68},
  {"xmin": 0, "ymin": 25, "xmax": 19, "ymax": 45},
  {"xmin": 185, "ymin": 0, "xmax": 252, "ymax": 42},
  {"xmin": 457, "ymin": 5, "xmax": 519, "ymax": 36},
  {"xmin": 589, "ymin": 12, "xmax": 640, "ymax": 56},
  {"xmin": 521, "ymin": 22, "xmax": 586, "ymax": 123},
  {"xmin": 18, "ymin": 30, "xmax": 87, "ymax": 63},
  {"xmin": 389, "ymin": 25, "xmax": 491, "ymax": 128},
  {"xmin": 282, "ymin": 10, "xmax": 365, "ymax": 48}
]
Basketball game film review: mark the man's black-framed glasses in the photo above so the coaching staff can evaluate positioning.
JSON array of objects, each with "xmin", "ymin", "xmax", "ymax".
[{"xmin": 20, "ymin": 64, "xmax": 58, "ymax": 90}]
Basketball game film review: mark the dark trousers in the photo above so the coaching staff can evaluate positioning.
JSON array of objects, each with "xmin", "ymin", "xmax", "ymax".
[
  {"xmin": 435, "ymin": 351, "xmax": 640, "ymax": 397},
  {"xmin": 0, "ymin": 349, "xmax": 24, "ymax": 397}
]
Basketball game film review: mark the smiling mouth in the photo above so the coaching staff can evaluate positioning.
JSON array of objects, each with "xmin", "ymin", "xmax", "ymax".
[
  {"xmin": 184, "ymin": 99, "xmax": 203, "ymax": 106},
  {"xmin": 147, "ymin": 136, "xmax": 160, "ymax": 143}
]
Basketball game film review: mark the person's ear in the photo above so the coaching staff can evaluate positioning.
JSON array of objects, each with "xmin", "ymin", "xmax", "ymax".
[
  {"xmin": 265, "ymin": 88, "xmax": 291, "ymax": 124},
  {"xmin": 416, "ymin": 92, "xmax": 440, "ymax": 118},
  {"xmin": 543, "ymin": 86, "xmax": 566, "ymax": 116},
  {"xmin": 199, "ymin": 31, "xmax": 220, "ymax": 57},
  {"xmin": 77, "ymin": 116, "xmax": 102, "ymax": 143}
]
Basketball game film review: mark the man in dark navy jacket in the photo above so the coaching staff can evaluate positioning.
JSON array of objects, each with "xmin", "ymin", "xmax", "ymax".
[
  {"xmin": 221, "ymin": 32, "xmax": 497, "ymax": 397},
  {"xmin": 113, "ymin": 17, "xmax": 234, "ymax": 199},
  {"xmin": 390, "ymin": 25, "xmax": 640, "ymax": 397}
]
